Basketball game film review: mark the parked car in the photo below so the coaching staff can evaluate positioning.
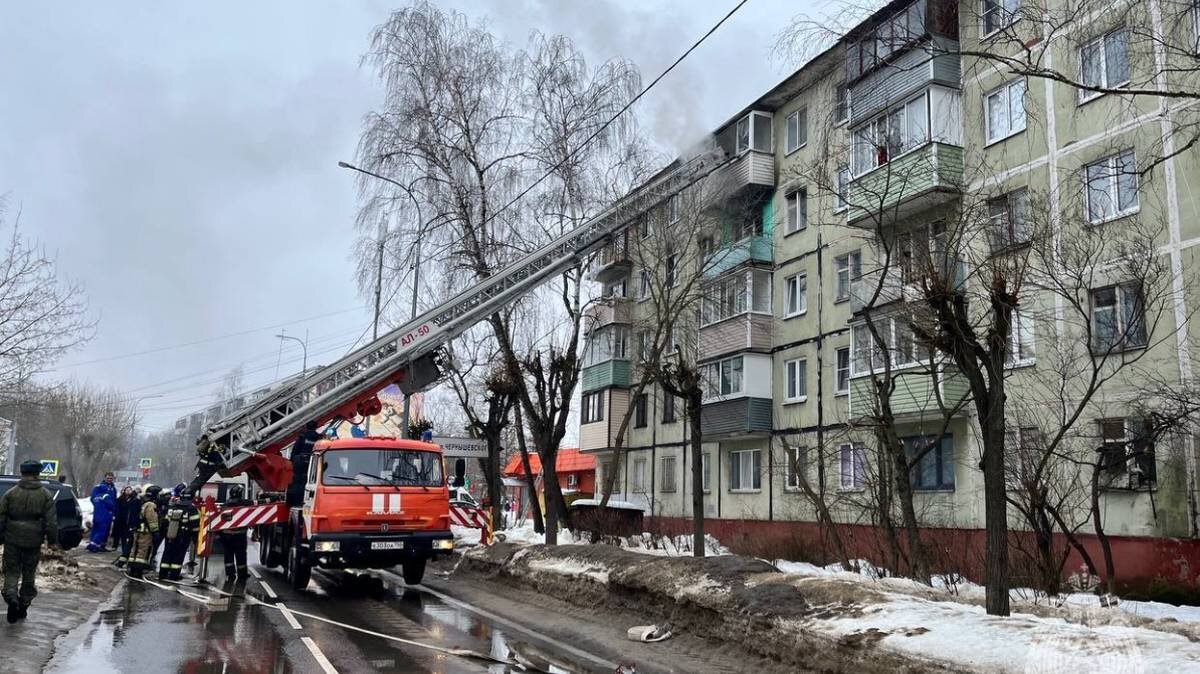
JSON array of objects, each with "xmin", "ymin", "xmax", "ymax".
[
  {"xmin": 0, "ymin": 476, "xmax": 86, "ymax": 549},
  {"xmin": 449, "ymin": 487, "xmax": 479, "ymax": 508}
]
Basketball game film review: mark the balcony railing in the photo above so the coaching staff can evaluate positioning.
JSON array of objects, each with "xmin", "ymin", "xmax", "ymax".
[
  {"xmin": 588, "ymin": 238, "xmax": 632, "ymax": 283},
  {"xmin": 699, "ymin": 313, "xmax": 773, "ymax": 360},
  {"xmin": 581, "ymin": 360, "xmax": 631, "ymax": 393},
  {"xmin": 714, "ymin": 150, "xmax": 774, "ymax": 201},
  {"xmin": 846, "ymin": 143, "xmax": 963, "ymax": 226},
  {"xmin": 585, "ymin": 298, "xmax": 632, "ymax": 328},
  {"xmin": 700, "ymin": 397, "xmax": 772, "ymax": 438},
  {"xmin": 848, "ymin": 365, "xmax": 969, "ymax": 421},
  {"xmin": 704, "ymin": 235, "xmax": 773, "ymax": 278}
]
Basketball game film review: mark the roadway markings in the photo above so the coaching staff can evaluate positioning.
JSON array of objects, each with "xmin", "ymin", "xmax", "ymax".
[
  {"xmin": 256, "ymin": 574, "xmax": 302, "ymax": 630},
  {"xmin": 301, "ymin": 636, "xmax": 340, "ymax": 674}
]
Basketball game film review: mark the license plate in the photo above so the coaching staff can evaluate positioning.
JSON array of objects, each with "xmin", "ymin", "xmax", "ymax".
[{"xmin": 371, "ymin": 541, "xmax": 405, "ymax": 550}]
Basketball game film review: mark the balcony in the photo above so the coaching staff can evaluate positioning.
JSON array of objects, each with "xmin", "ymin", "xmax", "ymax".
[
  {"xmin": 700, "ymin": 397, "xmax": 772, "ymax": 438},
  {"xmin": 581, "ymin": 359, "xmax": 631, "ymax": 393},
  {"xmin": 713, "ymin": 150, "xmax": 775, "ymax": 202},
  {"xmin": 585, "ymin": 297, "xmax": 632, "ymax": 329},
  {"xmin": 579, "ymin": 389, "xmax": 629, "ymax": 452},
  {"xmin": 848, "ymin": 366, "xmax": 969, "ymax": 421},
  {"xmin": 588, "ymin": 237, "xmax": 632, "ymax": 284},
  {"xmin": 846, "ymin": 142, "xmax": 963, "ymax": 226},
  {"xmin": 699, "ymin": 313, "xmax": 773, "ymax": 361},
  {"xmin": 850, "ymin": 258, "xmax": 965, "ymax": 313},
  {"xmin": 704, "ymin": 235, "xmax": 773, "ymax": 278}
]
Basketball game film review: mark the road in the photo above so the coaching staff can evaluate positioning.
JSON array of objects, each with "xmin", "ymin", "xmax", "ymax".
[{"xmin": 44, "ymin": 544, "xmax": 611, "ymax": 674}]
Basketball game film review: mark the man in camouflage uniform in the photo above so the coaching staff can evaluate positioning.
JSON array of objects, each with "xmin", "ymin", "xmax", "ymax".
[{"xmin": 0, "ymin": 460, "xmax": 58, "ymax": 623}]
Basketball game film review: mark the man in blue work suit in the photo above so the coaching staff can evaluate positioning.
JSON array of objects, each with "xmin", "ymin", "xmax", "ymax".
[{"xmin": 87, "ymin": 472, "xmax": 117, "ymax": 552}]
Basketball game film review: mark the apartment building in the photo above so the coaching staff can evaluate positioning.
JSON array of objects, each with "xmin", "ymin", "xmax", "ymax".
[{"xmin": 579, "ymin": 0, "xmax": 1200, "ymax": 587}]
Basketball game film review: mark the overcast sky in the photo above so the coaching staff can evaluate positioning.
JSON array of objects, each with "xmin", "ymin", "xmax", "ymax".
[{"xmin": 0, "ymin": 0, "xmax": 837, "ymax": 433}]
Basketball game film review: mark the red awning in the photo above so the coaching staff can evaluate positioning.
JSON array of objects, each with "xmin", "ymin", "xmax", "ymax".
[{"xmin": 502, "ymin": 448, "xmax": 591, "ymax": 477}]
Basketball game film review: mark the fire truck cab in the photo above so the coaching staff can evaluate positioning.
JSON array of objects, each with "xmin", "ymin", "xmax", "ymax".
[{"xmin": 257, "ymin": 437, "xmax": 454, "ymax": 588}]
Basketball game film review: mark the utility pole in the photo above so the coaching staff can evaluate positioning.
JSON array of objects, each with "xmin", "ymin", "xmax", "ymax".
[
  {"xmin": 400, "ymin": 235, "xmax": 421, "ymax": 439},
  {"xmin": 366, "ymin": 217, "xmax": 387, "ymax": 436}
]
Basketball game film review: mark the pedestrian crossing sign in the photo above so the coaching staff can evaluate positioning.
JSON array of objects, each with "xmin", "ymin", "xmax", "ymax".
[
  {"xmin": 39, "ymin": 460, "xmax": 58, "ymax": 478},
  {"xmin": 139, "ymin": 458, "xmax": 152, "ymax": 469}
]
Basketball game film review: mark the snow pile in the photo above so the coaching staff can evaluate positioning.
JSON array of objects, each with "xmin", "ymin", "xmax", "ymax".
[
  {"xmin": 482, "ymin": 523, "xmax": 730, "ymax": 558},
  {"xmin": 450, "ymin": 525, "xmax": 481, "ymax": 548},
  {"xmin": 37, "ymin": 545, "xmax": 95, "ymax": 591}
]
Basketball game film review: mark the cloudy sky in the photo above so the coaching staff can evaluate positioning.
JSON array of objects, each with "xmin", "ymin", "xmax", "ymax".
[{"xmin": 0, "ymin": 0, "xmax": 837, "ymax": 433}]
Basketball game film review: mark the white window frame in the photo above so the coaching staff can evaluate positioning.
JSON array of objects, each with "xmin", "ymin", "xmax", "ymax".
[
  {"xmin": 839, "ymin": 443, "xmax": 867, "ymax": 490},
  {"xmin": 784, "ymin": 445, "xmax": 806, "ymax": 490},
  {"xmin": 834, "ymin": 166, "xmax": 850, "ymax": 213},
  {"xmin": 982, "ymin": 0, "xmax": 1020, "ymax": 38},
  {"xmin": 661, "ymin": 455, "xmax": 677, "ymax": 492},
  {"xmin": 1091, "ymin": 282, "xmax": 1148, "ymax": 352},
  {"xmin": 988, "ymin": 188, "xmax": 1031, "ymax": 251},
  {"xmin": 638, "ymin": 269, "xmax": 651, "ymax": 301},
  {"xmin": 1007, "ymin": 309, "xmax": 1036, "ymax": 366},
  {"xmin": 835, "ymin": 347, "xmax": 851, "ymax": 395},
  {"xmin": 702, "ymin": 355, "xmax": 745, "ymax": 400},
  {"xmin": 785, "ymin": 107, "xmax": 808, "ymax": 153},
  {"xmin": 1085, "ymin": 149, "xmax": 1139, "ymax": 225},
  {"xmin": 784, "ymin": 358, "xmax": 807, "ymax": 403},
  {"xmin": 701, "ymin": 452, "xmax": 711, "ymax": 493},
  {"xmin": 784, "ymin": 272, "xmax": 807, "ymax": 318},
  {"xmin": 850, "ymin": 92, "xmax": 929, "ymax": 177},
  {"xmin": 835, "ymin": 251, "xmax": 861, "ymax": 302},
  {"xmin": 566, "ymin": 473, "xmax": 579, "ymax": 488},
  {"xmin": 666, "ymin": 254, "xmax": 679, "ymax": 287},
  {"xmin": 729, "ymin": 449, "xmax": 762, "ymax": 492},
  {"xmin": 668, "ymin": 194, "xmax": 681, "ymax": 224},
  {"xmin": 581, "ymin": 390, "xmax": 605, "ymax": 424},
  {"xmin": 785, "ymin": 189, "xmax": 807, "ymax": 234},
  {"xmin": 1078, "ymin": 27, "xmax": 1130, "ymax": 103},
  {"xmin": 835, "ymin": 83, "xmax": 849, "ymax": 125},
  {"xmin": 984, "ymin": 78, "xmax": 1026, "ymax": 144},
  {"xmin": 632, "ymin": 458, "xmax": 647, "ymax": 493}
]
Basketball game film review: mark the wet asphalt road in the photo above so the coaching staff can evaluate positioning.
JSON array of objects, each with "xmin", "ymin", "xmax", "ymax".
[{"xmin": 44, "ymin": 544, "xmax": 604, "ymax": 674}]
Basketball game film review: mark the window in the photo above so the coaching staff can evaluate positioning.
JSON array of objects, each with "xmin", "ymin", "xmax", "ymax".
[
  {"xmin": 581, "ymin": 391, "xmax": 605, "ymax": 423},
  {"xmin": 784, "ymin": 358, "xmax": 807, "ymax": 402},
  {"xmin": 835, "ymin": 251, "xmax": 862, "ymax": 301},
  {"xmin": 600, "ymin": 460, "xmax": 614, "ymax": 492},
  {"xmin": 661, "ymin": 456, "xmax": 677, "ymax": 492},
  {"xmin": 702, "ymin": 452, "xmax": 711, "ymax": 492},
  {"xmin": 638, "ymin": 269, "xmax": 651, "ymax": 300},
  {"xmin": 836, "ymin": 347, "xmax": 851, "ymax": 394},
  {"xmin": 637, "ymin": 329, "xmax": 651, "ymax": 362},
  {"xmin": 1099, "ymin": 417, "xmax": 1156, "ymax": 488},
  {"xmin": 905, "ymin": 435, "xmax": 955, "ymax": 491},
  {"xmin": 982, "ymin": 0, "xmax": 1019, "ymax": 36},
  {"xmin": 988, "ymin": 188, "xmax": 1031, "ymax": 250},
  {"xmin": 1079, "ymin": 28, "xmax": 1130, "ymax": 102},
  {"xmin": 662, "ymin": 394, "xmax": 677, "ymax": 423},
  {"xmin": 637, "ymin": 214, "xmax": 651, "ymax": 239},
  {"xmin": 784, "ymin": 273, "xmax": 807, "ymax": 317},
  {"xmin": 734, "ymin": 111, "xmax": 773, "ymax": 154},
  {"xmin": 1008, "ymin": 309, "xmax": 1035, "ymax": 365},
  {"xmin": 985, "ymin": 79, "xmax": 1026, "ymax": 143},
  {"xmin": 785, "ymin": 189, "xmax": 807, "ymax": 234},
  {"xmin": 851, "ymin": 318, "xmax": 932, "ymax": 375},
  {"xmin": 785, "ymin": 445, "xmax": 807, "ymax": 489},
  {"xmin": 702, "ymin": 356, "xmax": 745, "ymax": 399},
  {"xmin": 567, "ymin": 473, "xmax": 579, "ymax": 488},
  {"xmin": 1085, "ymin": 150, "xmax": 1138, "ymax": 224},
  {"xmin": 582, "ymin": 326, "xmax": 629, "ymax": 366},
  {"xmin": 835, "ymin": 83, "xmax": 849, "ymax": 124},
  {"xmin": 851, "ymin": 92, "xmax": 928, "ymax": 176},
  {"xmin": 734, "ymin": 214, "xmax": 764, "ymax": 241},
  {"xmin": 786, "ymin": 108, "xmax": 808, "ymax": 153},
  {"xmin": 1092, "ymin": 283, "xmax": 1147, "ymax": 352},
  {"xmin": 1005, "ymin": 426, "xmax": 1043, "ymax": 489},
  {"xmin": 699, "ymin": 236, "xmax": 714, "ymax": 260},
  {"xmin": 839, "ymin": 443, "xmax": 866, "ymax": 490},
  {"xmin": 730, "ymin": 449, "xmax": 762, "ymax": 491},
  {"xmin": 835, "ymin": 166, "xmax": 850, "ymax": 213},
  {"xmin": 604, "ymin": 279, "xmax": 628, "ymax": 298},
  {"xmin": 634, "ymin": 393, "xmax": 648, "ymax": 428},
  {"xmin": 632, "ymin": 458, "xmax": 647, "ymax": 493},
  {"xmin": 668, "ymin": 194, "xmax": 681, "ymax": 224},
  {"xmin": 666, "ymin": 254, "xmax": 679, "ymax": 287},
  {"xmin": 701, "ymin": 269, "xmax": 772, "ymax": 324}
]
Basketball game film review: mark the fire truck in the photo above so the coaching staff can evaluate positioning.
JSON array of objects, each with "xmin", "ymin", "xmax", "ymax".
[{"xmin": 192, "ymin": 149, "xmax": 727, "ymax": 589}]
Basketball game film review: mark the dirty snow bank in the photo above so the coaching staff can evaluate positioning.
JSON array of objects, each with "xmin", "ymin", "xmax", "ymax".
[
  {"xmin": 460, "ymin": 543, "xmax": 1200, "ymax": 673},
  {"xmin": 38, "ymin": 545, "xmax": 97, "ymax": 591},
  {"xmin": 483, "ymin": 522, "xmax": 729, "ymax": 557}
]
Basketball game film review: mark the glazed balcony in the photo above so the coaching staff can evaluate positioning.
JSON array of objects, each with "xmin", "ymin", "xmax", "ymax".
[
  {"xmin": 704, "ymin": 235, "xmax": 773, "ymax": 279},
  {"xmin": 845, "ymin": 142, "xmax": 963, "ymax": 226}
]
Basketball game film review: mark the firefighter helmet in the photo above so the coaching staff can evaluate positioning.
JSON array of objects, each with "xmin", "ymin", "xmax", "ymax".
[{"xmin": 229, "ymin": 485, "xmax": 245, "ymax": 501}]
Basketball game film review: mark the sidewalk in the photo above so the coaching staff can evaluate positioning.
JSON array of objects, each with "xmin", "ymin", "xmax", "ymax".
[{"xmin": 1, "ymin": 546, "xmax": 124, "ymax": 674}]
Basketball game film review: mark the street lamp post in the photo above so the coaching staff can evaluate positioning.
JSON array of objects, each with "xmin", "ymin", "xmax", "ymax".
[
  {"xmin": 339, "ymin": 160, "xmax": 422, "ymax": 439},
  {"xmin": 274, "ymin": 332, "xmax": 308, "ymax": 374}
]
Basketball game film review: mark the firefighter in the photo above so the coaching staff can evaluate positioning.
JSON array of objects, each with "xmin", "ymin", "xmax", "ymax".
[
  {"xmin": 127, "ymin": 485, "xmax": 162, "ymax": 578},
  {"xmin": 0, "ymin": 460, "xmax": 58, "ymax": 623},
  {"xmin": 287, "ymin": 421, "xmax": 321, "ymax": 507},
  {"xmin": 158, "ymin": 493, "xmax": 190, "ymax": 580},
  {"xmin": 189, "ymin": 434, "xmax": 225, "ymax": 492},
  {"xmin": 112, "ymin": 486, "xmax": 138, "ymax": 567},
  {"xmin": 219, "ymin": 485, "xmax": 251, "ymax": 581}
]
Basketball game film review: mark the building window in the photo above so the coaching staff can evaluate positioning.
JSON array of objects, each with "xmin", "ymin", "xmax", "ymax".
[
  {"xmin": 662, "ymin": 394, "xmax": 677, "ymax": 424},
  {"xmin": 836, "ymin": 347, "xmax": 851, "ymax": 394},
  {"xmin": 702, "ymin": 355, "xmax": 745, "ymax": 399},
  {"xmin": 988, "ymin": 188, "xmax": 1031, "ymax": 251},
  {"xmin": 1091, "ymin": 283, "xmax": 1147, "ymax": 352},
  {"xmin": 632, "ymin": 458, "xmax": 647, "ymax": 493},
  {"xmin": 666, "ymin": 254, "xmax": 679, "ymax": 287},
  {"xmin": 1099, "ymin": 417, "xmax": 1156, "ymax": 489},
  {"xmin": 599, "ymin": 460, "xmax": 614, "ymax": 492},
  {"xmin": 634, "ymin": 393, "xmax": 648, "ymax": 428},
  {"xmin": 982, "ymin": 0, "xmax": 1020, "ymax": 36},
  {"xmin": 784, "ymin": 273, "xmax": 807, "ymax": 317},
  {"xmin": 785, "ymin": 445, "xmax": 806, "ymax": 490},
  {"xmin": 582, "ymin": 326, "xmax": 629, "ymax": 366},
  {"xmin": 834, "ymin": 166, "xmax": 850, "ymax": 213},
  {"xmin": 700, "ymin": 452, "xmax": 711, "ymax": 492},
  {"xmin": 581, "ymin": 390, "xmax": 605, "ymax": 424},
  {"xmin": 735, "ymin": 111, "xmax": 773, "ymax": 154},
  {"xmin": 784, "ymin": 358, "xmax": 807, "ymax": 402},
  {"xmin": 850, "ymin": 92, "xmax": 928, "ymax": 176},
  {"xmin": 668, "ymin": 194, "xmax": 681, "ymax": 223},
  {"xmin": 701, "ymin": 269, "xmax": 772, "ymax": 325},
  {"xmin": 785, "ymin": 189, "xmax": 807, "ymax": 234},
  {"xmin": 1005, "ymin": 426, "xmax": 1043, "ymax": 489},
  {"xmin": 835, "ymin": 251, "xmax": 861, "ymax": 302},
  {"xmin": 835, "ymin": 82, "xmax": 849, "ymax": 124},
  {"xmin": 1085, "ymin": 149, "xmax": 1138, "ymax": 224},
  {"xmin": 699, "ymin": 236, "xmax": 714, "ymax": 260},
  {"xmin": 566, "ymin": 473, "xmax": 579, "ymax": 488},
  {"xmin": 730, "ymin": 449, "xmax": 762, "ymax": 491},
  {"xmin": 786, "ymin": 108, "xmax": 808, "ymax": 153},
  {"xmin": 839, "ymin": 443, "xmax": 866, "ymax": 490},
  {"xmin": 1007, "ymin": 309, "xmax": 1035, "ymax": 365},
  {"xmin": 604, "ymin": 278, "xmax": 628, "ymax": 298},
  {"xmin": 637, "ymin": 329, "xmax": 651, "ymax": 362},
  {"xmin": 1079, "ymin": 27, "xmax": 1129, "ymax": 103},
  {"xmin": 638, "ymin": 269, "xmax": 651, "ymax": 300},
  {"xmin": 985, "ymin": 79, "xmax": 1026, "ymax": 144},
  {"xmin": 905, "ymin": 435, "xmax": 955, "ymax": 491},
  {"xmin": 661, "ymin": 456, "xmax": 677, "ymax": 492}
]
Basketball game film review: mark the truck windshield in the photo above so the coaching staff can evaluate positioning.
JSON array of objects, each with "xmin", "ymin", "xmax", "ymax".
[{"xmin": 321, "ymin": 449, "xmax": 444, "ymax": 487}]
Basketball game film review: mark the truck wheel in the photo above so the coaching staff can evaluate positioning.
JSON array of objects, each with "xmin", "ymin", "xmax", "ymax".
[
  {"xmin": 287, "ymin": 542, "xmax": 311, "ymax": 590},
  {"xmin": 259, "ymin": 527, "xmax": 283, "ymax": 568},
  {"xmin": 401, "ymin": 559, "xmax": 425, "ymax": 585}
]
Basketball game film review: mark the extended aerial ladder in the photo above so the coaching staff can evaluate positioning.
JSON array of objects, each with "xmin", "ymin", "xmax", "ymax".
[{"xmin": 198, "ymin": 149, "xmax": 731, "ymax": 493}]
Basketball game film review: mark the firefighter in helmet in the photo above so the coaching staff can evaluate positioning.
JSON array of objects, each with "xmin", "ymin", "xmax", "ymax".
[
  {"xmin": 159, "ymin": 489, "xmax": 199, "ymax": 581},
  {"xmin": 127, "ymin": 485, "xmax": 162, "ymax": 578},
  {"xmin": 218, "ymin": 485, "xmax": 251, "ymax": 581},
  {"xmin": 189, "ymin": 434, "xmax": 225, "ymax": 492}
]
